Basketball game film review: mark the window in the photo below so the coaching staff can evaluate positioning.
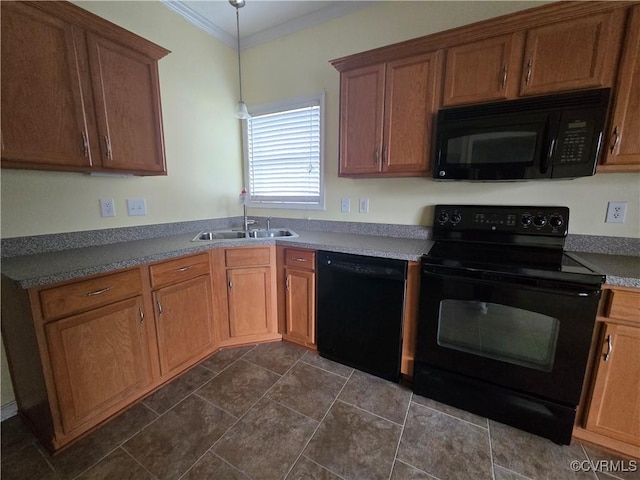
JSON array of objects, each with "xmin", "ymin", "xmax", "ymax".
[{"xmin": 243, "ymin": 93, "xmax": 325, "ymax": 210}]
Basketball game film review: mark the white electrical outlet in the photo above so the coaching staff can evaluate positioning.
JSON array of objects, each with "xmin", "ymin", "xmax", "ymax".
[
  {"xmin": 359, "ymin": 198, "xmax": 369, "ymax": 213},
  {"xmin": 341, "ymin": 198, "xmax": 351, "ymax": 213},
  {"xmin": 605, "ymin": 202, "xmax": 627, "ymax": 223},
  {"xmin": 99, "ymin": 198, "xmax": 115, "ymax": 217},
  {"xmin": 127, "ymin": 198, "xmax": 147, "ymax": 216}
]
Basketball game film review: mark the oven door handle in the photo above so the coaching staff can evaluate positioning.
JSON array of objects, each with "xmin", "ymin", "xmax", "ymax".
[{"xmin": 422, "ymin": 268, "xmax": 601, "ymax": 298}]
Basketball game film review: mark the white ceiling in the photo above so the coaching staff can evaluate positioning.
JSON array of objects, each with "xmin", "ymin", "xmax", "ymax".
[{"xmin": 162, "ymin": 1, "xmax": 372, "ymax": 50}]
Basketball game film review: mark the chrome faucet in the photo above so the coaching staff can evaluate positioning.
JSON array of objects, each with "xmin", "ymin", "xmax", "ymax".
[
  {"xmin": 243, "ymin": 204, "xmax": 255, "ymax": 231},
  {"xmin": 266, "ymin": 217, "xmax": 271, "ymax": 231}
]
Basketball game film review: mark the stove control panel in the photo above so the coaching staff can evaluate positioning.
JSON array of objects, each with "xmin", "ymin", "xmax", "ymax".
[{"xmin": 434, "ymin": 205, "xmax": 569, "ymax": 237}]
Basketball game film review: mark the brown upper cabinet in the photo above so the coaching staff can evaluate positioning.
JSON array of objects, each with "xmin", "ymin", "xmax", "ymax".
[
  {"xmin": 443, "ymin": 33, "xmax": 525, "ymax": 107},
  {"xmin": 600, "ymin": 5, "xmax": 640, "ymax": 171},
  {"xmin": 332, "ymin": 1, "xmax": 638, "ymax": 175},
  {"xmin": 0, "ymin": 1, "xmax": 169, "ymax": 175},
  {"xmin": 338, "ymin": 52, "xmax": 440, "ymax": 177}
]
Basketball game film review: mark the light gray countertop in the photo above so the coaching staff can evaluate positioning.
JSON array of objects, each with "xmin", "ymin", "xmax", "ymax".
[
  {"xmin": 568, "ymin": 251, "xmax": 640, "ymax": 289},
  {"xmin": 1, "ymin": 230, "xmax": 433, "ymax": 289}
]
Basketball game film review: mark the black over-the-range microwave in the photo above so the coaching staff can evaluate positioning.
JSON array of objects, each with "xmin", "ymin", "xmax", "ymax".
[{"xmin": 432, "ymin": 88, "xmax": 610, "ymax": 181}]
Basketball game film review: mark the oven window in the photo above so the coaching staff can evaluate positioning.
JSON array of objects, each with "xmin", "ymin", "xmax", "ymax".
[
  {"xmin": 437, "ymin": 300, "xmax": 559, "ymax": 372},
  {"xmin": 447, "ymin": 131, "xmax": 537, "ymax": 165}
]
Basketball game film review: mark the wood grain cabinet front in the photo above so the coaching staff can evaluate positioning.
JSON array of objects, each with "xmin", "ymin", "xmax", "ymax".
[
  {"xmin": 149, "ymin": 253, "xmax": 216, "ymax": 378},
  {"xmin": 281, "ymin": 248, "xmax": 316, "ymax": 347},
  {"xmin": 0, "ymin": 1, "xmax": 169, "ymax": 175},
  {"xmin": 44, "ymin": 296, "xmax": 153, "ymax": 435},
  {"xmin": 338, "ymin": 52, "xmax": 440, "ymax": 177},
  {"xmin": 575, "ymin": 286, "xmax": 640, "ymax": 458}
]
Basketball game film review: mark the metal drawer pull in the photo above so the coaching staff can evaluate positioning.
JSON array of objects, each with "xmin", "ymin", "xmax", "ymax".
[
  {"xmin": 228, "ymin": 279, "xmax": 233, "ymax": 289},
  {"xmin": 525, "ymin": 59, "xmax": 532, "ymax": 86},
  {"xmin": 383, "ymin": 146, "xmax": 388, "ymax": 165},
  {"xmin": 104, "ymin": 135, "xmax": 112, "ymax": 160},
  {"xmin": 139, "ymin": 307, "xmax": 144, "ymax": 325},
  {"xmin": 603, "ymin": 334, "xmax": 613, "ymax": 361},
  {"xmin": 176, "ymin": 266, "xmax": 192, "ymax": 272},
  {"xmin": 500, "ymin": 64, "xmax": 508, "ymax": 90},
  {"xmin": 291, "ymin": 257, "xmax": 308, "ymax": 262},
  {"xmin": 285, "ymin": 277, "xmax": 290, "ymax": 291},
  {"xmin": 374, "ymin": 147, "xmax": 380, "ymax": 165},
  {"xmin": 81, "ymin": 131, "xmax": 89, "ymax": 157},
  {"xmin": 609, "ymin": 127, "xmax": 620, "ymax": 154},
  {"xmin": 84, "ymin": 287, "xmax": 112, "ymax": 297},
  {"xmin": 157, "ymin": 300, "xmax": 163, "ymax": 316}
]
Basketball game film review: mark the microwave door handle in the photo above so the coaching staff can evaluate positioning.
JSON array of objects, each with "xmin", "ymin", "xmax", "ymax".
[{"xmin": 541, "ymin": 137, "xmax": 556, "ymax": 174}]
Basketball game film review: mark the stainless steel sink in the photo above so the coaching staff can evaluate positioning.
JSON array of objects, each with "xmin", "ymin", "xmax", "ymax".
[{"xmin": 191, "ymin": 228, "xmax": 297, "ymax": 241}]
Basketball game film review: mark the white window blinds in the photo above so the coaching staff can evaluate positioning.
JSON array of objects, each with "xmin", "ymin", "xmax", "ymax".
[{"xmin": 244, "ymin": 94, "xmax": 324, "ymax": 209}]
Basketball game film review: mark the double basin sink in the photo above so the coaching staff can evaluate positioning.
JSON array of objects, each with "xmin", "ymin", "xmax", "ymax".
[{"xmin": 192, "ymin": 228, "xmax": 297, "ymax": 241}]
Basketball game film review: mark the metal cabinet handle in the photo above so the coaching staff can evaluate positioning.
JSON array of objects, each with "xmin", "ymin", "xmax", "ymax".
[
  {"xmin": 285, "ymin": 276, "xmax": 290, "ymax": 291},
  {"xmin": 228, "ymin": 278, "xmax": 233, "ymax": 289},
  {"xmin": 383, "ymin": 146, "xmax": 388, "ymax": 165},
  {"xmin": 374, "ymin": 147, "xmax": 380, "ymax": 165},
  {"xmin": 609, "ymin": 127, "xmax": 620, "ymax": 154},
  {"xmin": 157, "ymin": 299, "xmax": 163, "ymax": 316},
  {"xmin": 81, "ymin": 131, "xmax": 89, "ymax": 157},
  {"xmin": 139, "ymin": 307, "xmax": 145, "ymax": 325},
  {"xmin": 500, "ymin": 64, "xmax": 508, "ymax": 90},
  {"xmin": 603, "ymin": 334, "xmax": 613, "ymax": 362},
  {"xmin": 104, "ymin": 135, "xmax": 112, "ymax": 160},
  {"xmin": 525, "ymin": 59, "xmax": 532, "ymax": 86},
  {"xmin": 292, "ymin": 257, "xmax": 308, "ymax": 263},
  {"xmin": 83, "ymin": 287, "xmax": 112, "ymax": 297},
  {"xmin": 176, "ymin": 266, "xmax": 192, "ymax": 273}
]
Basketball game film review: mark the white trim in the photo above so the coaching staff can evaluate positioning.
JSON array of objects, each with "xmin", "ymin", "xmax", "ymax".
[
  {"xmin": 1, "ymin": 401, "xmax": 18, "ymax": 421},
  {"xmin": 161, "ymin": 1, "xmax": 237, "ymax": 49},
  {"xmin": 162, "ymin": 1, "xmax": 373, "ymax": 50},
  {"xmin": 241, "ymin": 3, "xmax": 374, "ymax": 50}
]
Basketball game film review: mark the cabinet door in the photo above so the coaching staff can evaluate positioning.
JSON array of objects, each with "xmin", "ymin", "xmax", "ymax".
[
  {"xmin": 586, "ymin": 323, "xmax": 640, "ymax": 446},
  {"xmin": 154, "ymin": 275, "xmax": 214, "ymax": 376},
  {"xmin": 520, "ymin": 10, "xmax": 625, "ymax": 96},
  {"xmin": 0, "ymin": 2, "xmax": 93, "ymax": 169},
  {"xmin": 86, "ymin": 33, "xmax": 166, "ymax": 174},
  {"xmin": 285, "ymin": 268, "xmax": 315, "ymax": 345},
  {"xmin": 338, "ymin": 64, "xmax": 385, "ymax": 176},
  {"xmin": 383, "ymin": 52, "xmax": 440, "ymax": 175},
  {"xmin": 442, "ymin": 34, "xmax": 523, "ymax": 106},
  {"xmin": 227, "ymin": 267, "xmax": 272, "ymax": 337},
  {"xmin": 601, "ymin": 5, "xmax": 640, "ymax": 169},
  {"xmin": 45, "ymin": 297, "xmax": 152, "ymax": 433}
]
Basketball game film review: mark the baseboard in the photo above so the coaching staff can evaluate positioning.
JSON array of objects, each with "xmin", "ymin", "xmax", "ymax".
[{"xmin": 1, "ymin": 401, "xmax": 18, "ymax": 421}]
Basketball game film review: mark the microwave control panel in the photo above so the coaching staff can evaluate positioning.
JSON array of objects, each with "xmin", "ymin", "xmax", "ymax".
[{"xmin": 555, "ymin": 111, "xmax": 599, "ymax": 165}]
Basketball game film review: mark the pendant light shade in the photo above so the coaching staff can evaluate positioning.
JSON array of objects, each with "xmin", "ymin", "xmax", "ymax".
[{"xmin": 230, "ymin": 0, "xmax": 250, "ymax": 119}]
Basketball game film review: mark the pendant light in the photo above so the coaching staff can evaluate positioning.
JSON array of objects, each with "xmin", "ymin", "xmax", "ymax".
[{"xmin": 229, "ymin": 0, "xmax": 250, "ymax": 119}]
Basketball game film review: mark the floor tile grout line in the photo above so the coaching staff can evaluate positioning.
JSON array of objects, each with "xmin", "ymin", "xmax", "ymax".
[
  {"xmin": 33, "ymin": 442, "xmax": 58, "ymax": 477},
  {"xmin": 192, "ymin": 391, "xmax": 240, "ymax": 421},
  {"xmin": 393, "ymin": 458, "xmax": 442, "ymax": 480},
  {"xmin": 579, "ymin": 442, "xmax": 611, "ymax": 480},
  {"xmin": 298, "ymin": 356, "xmax": 353, "ymax": 379},
  {"xmin": 297, "ymin": 453, "xmax": 350, "ymax": 480},
  {"xmin": 121, "ymin": 445, "xmax": 161, "ymax": 480},
  {"xmin": 335, "ymin": 397, "xmax": 407, "ymax": 427},
  {"xmin": 280, "ymin": 367, "xmax": 355, "ymax": 480},
  {"xmin": 410, "ymin": 398, "xmax": 489, "ymax": 430},
  {"xmin": 487, "ymin": 417, "xmax": 497, "ymax": 480},
  {"xmin": 387, "ymin": 391, "xmax": 414, "ymax": 480},
  {"xmin": 267, "ymin": 397, "xmax": 323, "ymax": 425}
]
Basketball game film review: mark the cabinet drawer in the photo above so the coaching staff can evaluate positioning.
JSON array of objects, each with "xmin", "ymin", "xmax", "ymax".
[
  {"xmin": 225, "ymin": 247, "xmax": 271, "ymax": 267},
  {"xmin": 285, "ymin": 248, "xmax": 315, "ymax": 270},
  {"xmin": 149, "ymin": 253, "xmax": 210, "ymax": 288},
  {"xmin": 606, "ymin": 289, "xmax": 640, "ymax": 324},
  {"xmin": 39, "ymin": 269, "xmax": 142, "ymax": 322}
]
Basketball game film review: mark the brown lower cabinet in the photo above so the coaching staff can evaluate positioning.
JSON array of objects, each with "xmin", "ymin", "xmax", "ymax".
[
  {"xmin": 574, "ymin": 286, "xmax": 640, "ymax": 458},
  {"xmin": 0, "ymin": 248, "xmax": 280, "ymax": 452}
]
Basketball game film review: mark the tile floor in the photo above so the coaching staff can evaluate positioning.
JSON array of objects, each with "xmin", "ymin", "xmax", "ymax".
[{"xmin": 1, "ymin": 341, "xmax": 637, "ymax": 480}]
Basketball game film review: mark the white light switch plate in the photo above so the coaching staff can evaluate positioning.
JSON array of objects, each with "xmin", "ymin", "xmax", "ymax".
[{"xmin": 127, "ymin": 198, "xmax": 147, "ymax": 216}]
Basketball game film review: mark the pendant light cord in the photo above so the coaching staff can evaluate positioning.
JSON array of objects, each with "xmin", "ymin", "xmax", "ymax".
[{"xmin": 235, "ymin": 6, "xmax": 244, "ymax": 103}]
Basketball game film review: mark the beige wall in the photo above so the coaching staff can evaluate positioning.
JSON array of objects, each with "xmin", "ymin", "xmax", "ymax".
[
  {"xmin": 1, "ymin": 1, "xmax": 244, "ymax": 239},
  {"xmin": 242, "ymin": 1, "xmax": 640, "ymax": 238}
]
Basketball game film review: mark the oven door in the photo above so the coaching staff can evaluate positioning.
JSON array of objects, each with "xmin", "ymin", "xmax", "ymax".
[{"xmin": 416, "ymin": 264, "xmax": 601, "ymax": 406}]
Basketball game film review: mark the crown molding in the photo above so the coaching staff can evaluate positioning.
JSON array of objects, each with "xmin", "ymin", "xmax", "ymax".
[
  {"xmin": 162, "ymin": 1, "xmax": 373, "ymax": 50},
  {"xmin": 161, "ymin": 0, "xmax": 237, "ymax": 49}
]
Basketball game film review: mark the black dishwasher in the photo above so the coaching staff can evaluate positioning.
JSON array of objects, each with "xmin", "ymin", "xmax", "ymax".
[{"xmin": 317, "ymin": 251, "xmax": 407, "ymax": 382}]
